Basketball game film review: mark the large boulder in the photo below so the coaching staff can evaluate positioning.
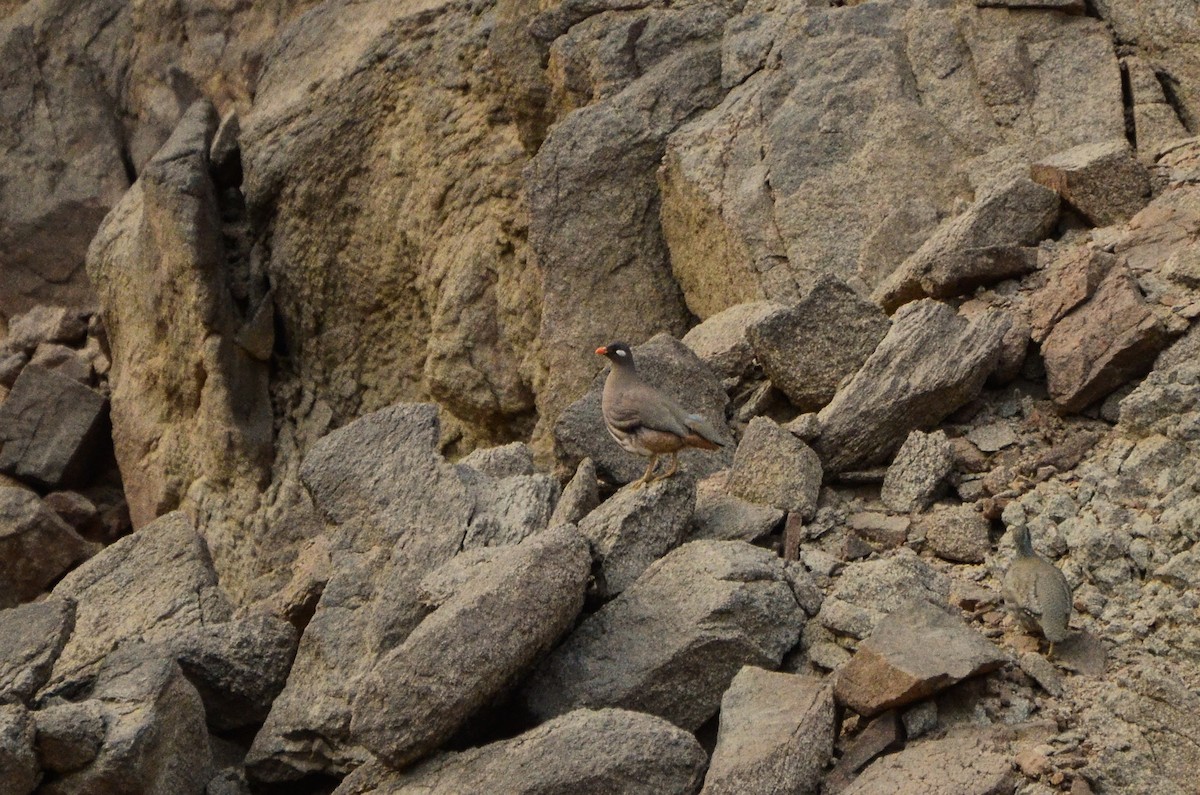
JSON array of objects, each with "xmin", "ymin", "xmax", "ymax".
[
  {"xmin": 350, "ymin": 525, "xmax": 591, "ymax": 769},
  {"xmin": 86, "ymin": 100, "xmax": 272, "ymax": 571},
  {"xmin": 702, "ymin": 667, "xmax": 835, "ymax": 795},
  {"xmin": 682, "ymin": 300, "xmax": 783, "ymax": 380},
  {"xmin": 0, "ymin": 489, "xmax": 94, "ymax": 607},
  {"xmin": 578, "ymin": 477, "xmax": 696, "ymax": 598},
  {"xmin": 1031, "ymin": 139, "xmax": 1151, "ymax": 226},
  {"xmin": 45, "ymin": 511, "xmax": 232, "ymax": 691},
  {"xmin": 747, "ymin": 275, "xmax": 890, "ymax": 411},
  {"xmin": 520, "ymin": 540, "xmax": 805, "ymax": 731},
  {"xmin": 0, "ymin": 365, "xmax": 108, "ymax": 490},
  {"xmin": 726, "ymin": 417, "xmax": 822, "ymax": 518},
  {"xmin": 873, "ymin": 177, "xmax": 1059, "ymax": 312},
  {"xmin": 340, "ymin": 709, "xmax": 707, "ymax": 795},
  {"xmin": 38, "ymin": 646, "xmax": 213, "ymax": 795},
  {"xmin": 816, "ymin": 550, "xmax": 951, "ymax": 640},
  {"xmin": 554, "ymin": 334, "xmax": 734, "ymax": 484},
  {"xmin": 812, "ymin": 300, "xmax": 1009, "ymax": 473},
  {"xmin": 0, "ymin": 704, "xmax": 36, "ymax": 795}
]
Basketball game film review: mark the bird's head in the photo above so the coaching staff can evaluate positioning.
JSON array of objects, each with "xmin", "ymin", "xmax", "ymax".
[{"xmin": 595, "ymin": 342, "xmax": 635, "ymax": 367}]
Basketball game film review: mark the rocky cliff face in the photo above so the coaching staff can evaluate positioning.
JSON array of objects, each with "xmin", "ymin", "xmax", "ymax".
[{"xmin": 1, "ymin": 0, "xmax": 1199, "ymax": 792}]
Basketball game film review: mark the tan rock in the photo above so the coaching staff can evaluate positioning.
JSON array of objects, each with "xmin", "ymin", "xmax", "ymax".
[
  {"xmin": 1031, "ymin": 139, "xmax": 1151, "ymax": 226},
  {"xmin": 842, "ymin": 729, "xmax": 1017, "ymax": 794},
  {"xmin": 834, "ymin": 600, "xmax": 1006, "ymax": 717}
]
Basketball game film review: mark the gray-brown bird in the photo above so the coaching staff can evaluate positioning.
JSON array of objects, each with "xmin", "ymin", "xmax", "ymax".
[
  {"xmin": 596, "ymin": 342, "xmax": 725, "ymax": 488},
  {"xmin": 1003, "ymin": 525, "xmax": 1072, "ymax": 655}
]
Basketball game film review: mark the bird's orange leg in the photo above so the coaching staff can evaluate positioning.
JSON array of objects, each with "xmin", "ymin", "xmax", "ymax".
[
  {"xmin": 631, "ymin": 455, "xmax": 659, "ymax": 489},
  {"xmin": 653, "ymin": 452, "xmax": 679, "ymax": 481}
]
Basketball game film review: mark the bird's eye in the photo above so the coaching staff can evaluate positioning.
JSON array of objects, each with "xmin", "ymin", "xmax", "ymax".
[{"xmin": 616, "ymin": 349, "xmax": 627, "ymax": 356}]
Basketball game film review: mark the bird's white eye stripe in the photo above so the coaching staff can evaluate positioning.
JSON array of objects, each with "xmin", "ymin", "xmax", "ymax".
[{"xmin": 616, "ymin": 349, "xmax": 627, "ymax": 356}]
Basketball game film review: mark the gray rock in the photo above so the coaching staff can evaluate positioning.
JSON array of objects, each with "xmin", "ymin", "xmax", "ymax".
[
  {"xmin": 1018, "ymin": 652, "xmax": 1065, "ymax": 697},
  {"xmin": 834, "ymin": 601, "xmax": 1006, "ymax": 717},
  {"xmin": 549, "ymin": 457, "xmax": 599, "ymax": 528},
  {"xmin": 977, "ymin": 0, "xmax": 1084, "ymax": 9},
  {"xmin": 458, "ymin": 442, "xmax": 534, "ymax": 479},
  {"xmin": 702, "ymin": 666, "xmax": 834, "ymax": 795},
  {"xmin": 842, "ymin": 729, "xmax": 1016, "ymax": 795},
  {"xmin": 341, "ymin": 709, "xmax": 707, "ymax": 795},
  {"xmin": 0, "ymin": 365, "xmax": 109, "ymax": 489},
  {"xmin": 873, "ymin": 177, "xmax": 1059, "ymax": 312},
  {"xmin": 847, "ymin": 512, "xmax": 910, "ymax": 550},
  {"xmin": 41, "ymin": 492, "xmax": 102, "ymax": 540},
  {"xmin": 460, "ymin": 467, "xmax": 560, "ymax": 550},
  {"xmin": 748, "ymin": 275, "xmax": 890, "ymax": 412},
  {"xmin": 1122, "ymin": 56, "xmax": 1191, "ymax": 156},
  {"xmin": 880, "ymin": 430, "xmax": 953, "ymax": 513},
  {"xmin": 823, "ymin": 710, "xmax": 901, "ymax": 793},
  {"xmin": 691, "ymin": 471, "xmax": 783, "ymax": 543},
  {"xmin": 46, "ymin": 511, "xmax": 232, "ymax": 691},
  {"xmin": 0, "ymin": 489, "xmax": 94, "ymax": 608},
  {"xmin": 1042, "ymin": 265, "xmax": 1168, "ymax": 411},
  {"xmin": 726, "ymin": 417, "xmax": 822, "ymax": 519},
  {"xmin": 817, "ymin": 550, "xmax": 951, "ymax": 640},
  {"xmin": 351, "ymin": 525, "xmax": 590, "ymax": 768},
  {"xmin": 813, "ymin": 301, "xmax": 1010, "ymax": 473},
  {"xmin": 32, "ymin": 701, "xmax": 105, "ymax": 774},
  {"xmin": 0, "ymin": 599, "xmax": 74, "ymax": 704},
  {"xmin": 249, "ymin": 405, "xmax": 475, "ymax": 780},
  {"xmin": 28, "ymin": 344, "xmax": 93, "ymax": 385},
  {"xmin": 578, "ymin": 476, "xmax": 696, "ymax": 598},
  {"xmin": 919, "ymin": 505, "xmax": 992, "ymax": 564},
  {"xmin": 682, "ymin": 300, "xmax": 783, "ymax": 380},
  {"xmin": 521, "ymin": 540, "xmax": 804, "ymax": 731},
  {"xmin": 1031, "ymin": 139, "xmax": 1151, "ymax": 226},
  {"xmin": 964, "ymin": 422, "xmax": 1019, "ymax": 453},
  {"xmin": 0, "ymin": 704, "xmax": 36, "ymax": 795},
  {"xmin": 168, "ymin": 614, "xmax": 299, "ymax": 731},
  {"xmin": 901, "ymin": 701, "xmax": 938, "ymax": 740},
  {"xmin": 554, "ymin": 334, "xmax": 734, "ymax": 485},
  {"xmin": 0, "ymin": 353, "xmax": 26, "ymax": 389},
  {"xmin": 4, "ymin": 307, "xmax": 89, "ymax": 354},
  {"xmin": 39, "ymin": 646, "xmax": 213, "ymax": 795}
]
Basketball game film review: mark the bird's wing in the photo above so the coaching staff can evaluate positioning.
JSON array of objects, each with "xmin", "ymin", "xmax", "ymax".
[
  {"xmin": 684, "ymin": 412, "xmax": 726, "ymax": 446},
  {"xmin": 615, "ymin": 381, "xmax": 692, "ymax": 437}
]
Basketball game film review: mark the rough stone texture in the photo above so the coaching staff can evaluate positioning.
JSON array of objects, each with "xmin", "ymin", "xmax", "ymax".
[
  {"xmin": 813, "ymin": 301, "xmax": 1009, "ymax": 473},
  {"xmin": 823, "ymin": 711, "xmax": 901, "ymax": 794},
  {"xmin": 521, "ymin": 541, "xmax": 804, "ymax": 731},
  {"xmin": 682, "ymin": 300, "xmax": 783, "ymax": 380},
  {"xmin": 0, "ymin": 704, "xmax": 36, "ymax": 795},
  {"xmin": 32, "ymin": 701, "xmax": 106, "ymax": 774},
  {"xmin": 581, "ymin": 477, "xmax": 695, "ymax": 597},
  {"xmin": 168, "ymin": 613, "xmax": 298, "ymax": 731},
  {"xmin": 661, "ymin": 2, "xmax": 1122, "ymax": 311},
  {"xmin": 691, "ymin": 472, "xmax": 783, "ymax": 543},
  {"xmin": 4, "ymin": 307, "xmax": 88, "ymax": 354},
  {"xmin": 342, "ymin": 709, "xmax": 707, "ymax": 795},
  {"xmin": 880, "ymin": 430, "xmax": 953, "ymax": 513},
  {"xmin": 0, "ymin": 489, "xmax": 94, "ymax": 608},
  {"xmin": 834, "ymin": 601, "xmax": 1006, "ymax": 717},
  {"xmin": 248, "ymin": 405, "xmax": 475, "ymax": 780},
  {"xmin": 873, "ymin": 177, "xmax": 1059, "ymax": 312},
  {"xmin": 46, "ymin": 511, "xmax": 232, "ymax": 690},
  {"xmin": 1041, "ymin": 265, "xmax": 1169, "ymax": 411},
  {"xmin": 41, "ymin": 491, "xmax": 102, "ymax": 540},
  {"xmin": 1031, "ymin": 139, "xmax": 1151, "ymax": 226},
  {"xmin": 702, "ymin": 667, "xmax": 835, "ymax": 795},
  {"xmin": 0, "ymin": 365, "xmax": 108, "ymax": 489},
  {"xmin": 28, "ymin": 343, "xmax": 93, "ymax": 385},
  {"xmin": 350, "ymin": 525, "xmax": 590, "ymax": 768},
  {"xmin": 1029, "ymin": 246, "xmax": 1117, "ymax": 342},
  {"xmin": 817, "ymin": 550, "xmax": 951, "ymax": 640},
  {"xmin": 1122, "ymin": 56, "xmax": 1191, "ymax": 155},
  {"xmin": 39, "ymin": 646, "xmax": 213, "ymax": 795},
  {"xmin": 748, "ymin": 275, "xmax": 890, "ymax": 411},
  {"xmin": 842, "ymin": 730, "xmax": 1017, "ymax": 794},
  {"xmin": 458, "ymin": 442, "xmax": 535, "ymax": 479},
  {"xmin": 459, "ymin": 466, "xmax": 560, "ymax": 550},
  {"xmin": 549, "ymin": 457, "xmax": 599, "ymax": 528},
  {"xmin": 0, "ymin": 599, "xmax": 73, "ymax": 704},
  {"xmin": 86, "ymin": 100, "xmax": 272, "ymax": 574},
  {"xmin": 554, "ymin": 334, "xmax": 734, "ymax": 484},
  {"xmin": 726, "ymin": 417, "xmax": 822, "ymax": 519},
  {"xmin": 920, "ymin": 504, "xmax": 993, "ymax": 564}
]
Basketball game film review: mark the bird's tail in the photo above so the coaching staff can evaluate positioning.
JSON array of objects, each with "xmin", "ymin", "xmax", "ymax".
[{"xmin": 684, "ymin": 414, "xmax": 726, "ymax": 447}]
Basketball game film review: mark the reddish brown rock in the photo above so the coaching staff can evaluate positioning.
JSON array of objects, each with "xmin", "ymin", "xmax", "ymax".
[
  {"xmin": 1041, "ymin": 266, "xmax": 1168, "ymax": 411},
  {"xmin": 1029, "ymin": 247, "xmax": 1117, "ymax": 343},
  {"xmin": 824, "ymin": 711, "xmax": 901, "ymax": 794},
  {"xmin": 842, "ymin": 729, "xmax": 1017, "ymax": 794},
  {"xmin": 0, "ymin": 489, "xmax": 94, "ymax": 608},
  {"xmin": 834, "ymin": 600, "xmax": 1006, "ymax": 718},
  {"xmin": 1031, "ymin": 139, "xmax": 1151, "ymax": 227}
]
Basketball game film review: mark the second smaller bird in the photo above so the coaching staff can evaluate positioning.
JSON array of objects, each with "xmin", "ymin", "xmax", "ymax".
[
  {"xmin": 1003, "ymin": 525, "xmax": 1073, "ymax": 656},
  {"xmin": 596, "ymin": 342, "xmax": 726, "ymax": 488}
]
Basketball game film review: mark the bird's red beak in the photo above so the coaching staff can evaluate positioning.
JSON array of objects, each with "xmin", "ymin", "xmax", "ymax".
[{"xmin": 595, "ymin": 346, "xmax": 607, "ymax": 355}]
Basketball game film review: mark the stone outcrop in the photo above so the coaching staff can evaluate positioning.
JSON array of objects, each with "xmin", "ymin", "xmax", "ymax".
[
  {"xmin": 726, "ymin": 417, "xmax": 822, "ymax": 519},
  {"xmin": 0, "ymin": 489, "xmax": 94, "ymax": 607},
  {"xmin": 1031, "ymin": 139, "xmax": 1151, "ymax": 226},
  {"xmin": 521, "ymin": 541, "xmax": 804, "ymax": 731},
  {"xmin": 813, "ymin": 301, "xmax": 1009, "ymax": 473},
  {"xmin": 0, "ymin": 600, "xmax": 73, "ymax": 704}
]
